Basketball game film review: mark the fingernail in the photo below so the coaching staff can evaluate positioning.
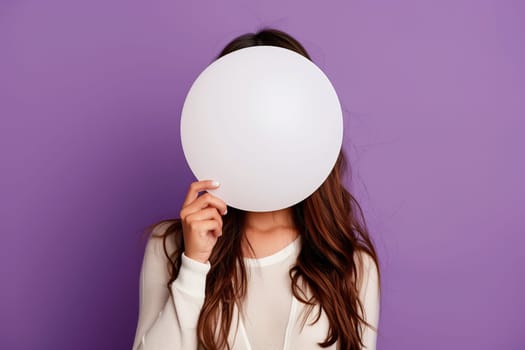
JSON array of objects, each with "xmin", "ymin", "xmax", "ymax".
[
  {"xmin": 212, "ymin": 180, "xmax": 220, "ymax": 187},
  {"xmin": 223, "ymin": 208, "xmax": 228, "ymax": 215}
]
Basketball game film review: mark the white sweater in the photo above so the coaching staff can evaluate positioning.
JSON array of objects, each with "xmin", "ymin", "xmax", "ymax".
[{"xmin": 132, "ymin": 225, "xmax": 380, "ymax": 350}]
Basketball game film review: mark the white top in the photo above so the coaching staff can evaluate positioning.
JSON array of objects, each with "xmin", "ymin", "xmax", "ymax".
[{"xmin": 132, "ymin": 224, "xmax": 380, "ymax": 350}]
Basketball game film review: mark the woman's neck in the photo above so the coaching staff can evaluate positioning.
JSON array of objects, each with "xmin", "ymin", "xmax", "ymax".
[{"xmin": 242, "ymin": 208, "xmax": 299, "ymax": 259}]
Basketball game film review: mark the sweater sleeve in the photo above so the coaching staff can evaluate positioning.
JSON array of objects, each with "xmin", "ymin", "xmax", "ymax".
[
  {"xmin": 355, "ymin": 251, "xmax": 381, "ymax": 350},
  {"xmin": 132, "ymin": 234, "xmax": 210, "ymax": 350}
]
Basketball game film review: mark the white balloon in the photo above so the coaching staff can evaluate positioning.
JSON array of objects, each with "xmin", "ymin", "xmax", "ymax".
[{"xmin": 180, "ymin": 46, "xmax": 343, "ymax": 212}]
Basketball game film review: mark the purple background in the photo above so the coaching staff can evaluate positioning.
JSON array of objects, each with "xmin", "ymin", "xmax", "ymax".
[{"xmin": 1, "ymin": 1, "xmax": 524, "ymax": 349}]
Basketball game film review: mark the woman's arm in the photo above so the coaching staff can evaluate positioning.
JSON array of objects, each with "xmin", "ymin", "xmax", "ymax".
[
  {"xmin": 132, "ymin": 233, "xmax": 210, "ymax": 350},
  {"xmin": 355, "ymin": 251, "xmax": 381, "ymax": 350}
]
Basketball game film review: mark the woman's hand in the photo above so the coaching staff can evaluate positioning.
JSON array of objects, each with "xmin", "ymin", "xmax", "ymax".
[{"xmin": 179, "ymin": 180, "xmax": 228, "ymax": 263}]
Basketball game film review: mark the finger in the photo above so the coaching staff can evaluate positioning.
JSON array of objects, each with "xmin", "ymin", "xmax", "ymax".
[
  {"xmin": 185, "ymin": 207, "xmax": 223, "ymax": 229},
  {"xmin": 182, "ymin": 192, "xmax": 227, "ymax": 219},
  {"xmin": 182, "ymin": 180, "xmax": 220, "ymax": 208},
  {"xmin": 193, "ymin": 192, "xmax": 228, "ymax": 215},
  {"xmin": 192, "ymin": 219, "xmax": 221, "ymax": 238}
]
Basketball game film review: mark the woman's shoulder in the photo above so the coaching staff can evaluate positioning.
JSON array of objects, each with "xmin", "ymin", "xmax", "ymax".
[
  {"xmin": 143, "ymin": 220, "xmax": 179, "ymax": 262},
  {"xmin": 353, "ymin": 249, "xmax": 378, "ymax": 270},
  {"xmin": 352, "ymin": 249, "xmax": 380, "ymax": 291}
]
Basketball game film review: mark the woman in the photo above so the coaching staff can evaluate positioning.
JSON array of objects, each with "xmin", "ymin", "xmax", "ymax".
[{"xmin": 132, "ymin": 28, "xmax": 381, "ymax": 350}]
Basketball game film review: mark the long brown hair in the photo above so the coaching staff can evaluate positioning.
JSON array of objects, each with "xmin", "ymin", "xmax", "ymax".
[{"xmin": 142, "ymin": 28, "xmax": 381, "ymax": 350}]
